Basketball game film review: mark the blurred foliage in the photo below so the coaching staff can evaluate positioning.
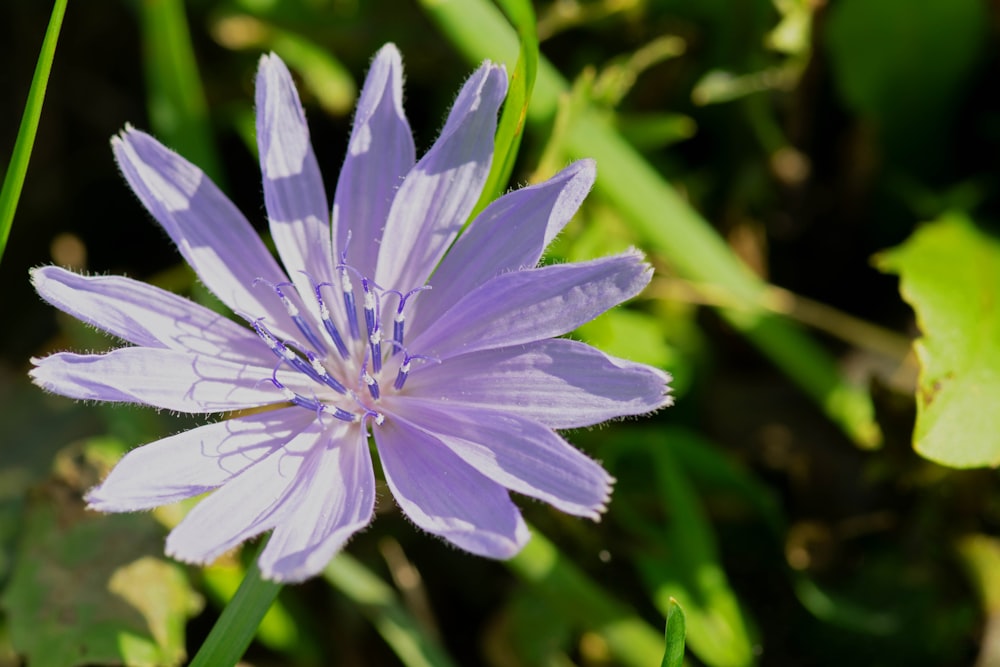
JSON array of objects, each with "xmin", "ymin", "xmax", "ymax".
[{"xmin": 4, "ymin": 0, "xmax": 1000, "ymax": 665}]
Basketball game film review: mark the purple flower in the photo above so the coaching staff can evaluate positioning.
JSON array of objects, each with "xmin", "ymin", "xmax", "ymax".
[{"xmin": 30, "ymin": 45, "xmax": 671, "ymax": 582}]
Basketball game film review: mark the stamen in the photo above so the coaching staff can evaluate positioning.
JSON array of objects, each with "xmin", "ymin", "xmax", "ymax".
[
  {"xmin": 363, "ymin": 280, "xmax": 383, "ymax": 373},
  {"xmin": 314, "ymin": 282, "xmax": 350, "ymax": 358},
  {"xmin": 269, "ymin": 375, "xmax": 355, "ymax": 423},
  {"xmin": 392, "ymin": 351, "xmax": 440, "ymax": 391},
  {"xmin": 392, "ymin": 312, "xmax": 405, "ymax": 352},
  {"xmin": 254, "ymin": 279, "xmax": 328, "ymax": 355},
  {"xmin": 393, "ymin": 357, "xmax": 411, "ymax": 390},
  {"xmin": 340, "ymin": 269, "xmax": 360, "ymax": 340},
  {"xmin": 362, "ymin": 368, "xmax": 380, "ymax": 400},
  {"xmin": 252, "ymin": 320, "xmax": 328, "ymax": 388},
  {"xmin": 385, "ymin": 285, "xmax": 430, "ymax": 355},
  {"xmin": 306, "ymin": 350, "xmax": 348, "ymax": 394}
]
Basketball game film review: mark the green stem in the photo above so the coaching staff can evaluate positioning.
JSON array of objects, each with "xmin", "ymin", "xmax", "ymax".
[{"xmin": 188, "ymin": 543, "xmax": 282, "ymax": 667}]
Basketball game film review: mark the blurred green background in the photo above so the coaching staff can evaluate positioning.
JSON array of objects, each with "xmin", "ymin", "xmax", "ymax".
[{"xmin": 3, "ymin": 0, "xmax": 1000, "ymax": 665}]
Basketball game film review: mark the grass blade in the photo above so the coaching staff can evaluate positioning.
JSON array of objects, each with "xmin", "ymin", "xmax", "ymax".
[
  {"xmin": 0, "ymin": 0, "xmax": 69, "ymax": 264},
  {"xmin": 661, "ymin": 598, "xmax": 687, "ymax": 667}
]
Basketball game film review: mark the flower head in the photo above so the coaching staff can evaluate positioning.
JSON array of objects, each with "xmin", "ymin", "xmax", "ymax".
[{"xmin": 30, "ymin": 45, "xmax": 671, "ymax": 582}]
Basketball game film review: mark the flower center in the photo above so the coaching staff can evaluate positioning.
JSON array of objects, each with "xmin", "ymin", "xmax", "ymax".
[{"xmin": 249, "ymin": 264, "xmax": 432, "ymax": 428}]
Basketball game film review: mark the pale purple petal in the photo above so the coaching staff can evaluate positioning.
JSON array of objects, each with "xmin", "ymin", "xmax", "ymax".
[
  {"xmin": 166, "ymin": 419, "xmax": 330, "ymax": 565},
  {"xmin": 86, "ymin": 407, "xmax": 315, "ymax": 511},
  {"xmin": 413, "ymin": 160, "xmax": 596, "ymax": 330},
  {"xmin": 410, "ymin": 250, "xmax": 652, "ymax": 360},
  {"xmin": 374, "ymin": 419, "xmax": 529, "ymax": 558},
  {"xmin": 256, "ymin": 54, "xmax": 336, "ymax": 299},
  {"xmin": 404, "ymin": 338, "xmax": 671, "ymax": 428},
  {"xmin": 375, "ymin": 63, "xmax": 507, "ymax": 291},
  {"xmin": 332, "ymin": 44, "xmax": 415, "ymax": 280},
  {"xmin": 29, "ymin": 348, "xmax": 303, "ymax": 412},
  {"xmin": 31, "ymin": 266, "xmax": 270, "ymax": 366},
  {"xmin": 112, "ymin": 128, "xmax": 298, "ymax": 341},
  {"xmin": 259, "ymin": 423, "xmax": 375, "ymax": 582},
  {"xmin": 386, "ymin": 399, "xmax": 613, "ymax": 518}
]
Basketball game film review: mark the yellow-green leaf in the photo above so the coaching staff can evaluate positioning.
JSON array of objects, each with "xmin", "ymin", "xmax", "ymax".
[{"xmin": 876, "ymin": 213, "xmax": 1000, "ymax": 467}]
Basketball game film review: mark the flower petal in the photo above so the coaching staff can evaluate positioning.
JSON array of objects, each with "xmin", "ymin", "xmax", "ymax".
[
  {"xmin": 375, "ymin": 63, "xmax": 507, "ymax": 291},
  {"xmin": 386, "ymin": 400, "xmax": 613, "ymax": 519},
  {"xmin": 30, "ymin": 348, "xmax": 300, "ymax": 412},
  {"xmin": 374, "ymin": 418, "xmax": 529, "ymax": 558},
  {"xmin": 166, "ymin": 419, "xmax": 329, "ymax": 565},
  {"xmin": 86, "ymin": 407, "xmax": 315, "ymax": 511},
  {"xmin": 259, "ymin": 423, "xmax": 374, "ymax": 582},
  {"xmin": 413, "ymin": 160, "xmax": 596, "ymax": 330},
  {"xmin": 112, "ymin": 128, "xmax": 298, "ymax": 341},
  {"xmin": 31, "ymin": 266, "xmax": 269, "ymax": 365},
  {"xmin": 333, "ymin": 44, "xmax": 415, "ymax": 280},
  {"xmin": 410, "ymin": 250, "xmax": 652, "ymax": 360},
  {"xmin": 404, "ymin": 338, "xmax": 672, "ymax": 428},
  {"xmin": 256, "ymin": 54, "xmax": 336, "ymax": 299}
]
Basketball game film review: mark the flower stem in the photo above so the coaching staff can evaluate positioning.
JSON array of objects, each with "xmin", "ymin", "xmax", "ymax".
[{"xmin": 188, "ymin": 542, "xmax": 282, "ymax": 667}]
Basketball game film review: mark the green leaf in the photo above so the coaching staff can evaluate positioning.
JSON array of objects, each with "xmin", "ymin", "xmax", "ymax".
[
  {"xmin": 0, "ymin": 0, "xmax": 68, "ymax": 264},
  {"xmin": 875, "ymin": 213, "xmax": 1000, "ymax": 467},
  {"xmin": 1, "ymin": 485, "xmax": 201, "ymax": 667},
  {"xmin": 661, "ymin": 598, "xmax": 687, "ymax": 667},
  {"xmin": 469, "ymin": 0, "xmax": 538, "ymax": 219}
]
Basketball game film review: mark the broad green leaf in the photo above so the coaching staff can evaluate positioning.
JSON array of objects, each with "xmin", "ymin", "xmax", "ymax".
[
  {"xmin": 0, "ymin": 0, "xmax": 68, "ymax": 263},
  {"xmin": 1, "ymin": 485, "xmax": 201, "ymax": 667},
  {"xmin": 875, "ymin": 213, "xmax": 1000, "ymax": 467},
  {"xmin": 661, "ymin": 598, "xmax": 687, "ymax": 667},
  {"xmin": 420, "ymin": 0, "xmax": 880, "ymax": 448}
]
